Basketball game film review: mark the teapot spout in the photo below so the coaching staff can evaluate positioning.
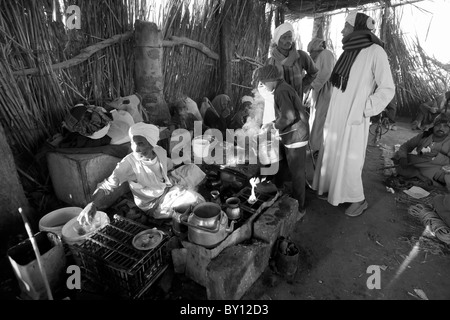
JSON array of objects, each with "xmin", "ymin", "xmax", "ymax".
[{"xmin": 226, "ymin": 220, "xmax": 235, "ymax": 233}]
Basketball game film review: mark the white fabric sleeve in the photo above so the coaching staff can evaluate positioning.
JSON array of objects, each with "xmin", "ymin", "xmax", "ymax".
[
  {"xmin": 96, "ymin": 158, "xmax": 134, "ymax": 195},
  {"xmin": 311, "ymin": 50, "xmax": 335, "ymax": 92},
  {"xmin": 363, "ymin": 46, "xmax": 395, "ymax": 118}
]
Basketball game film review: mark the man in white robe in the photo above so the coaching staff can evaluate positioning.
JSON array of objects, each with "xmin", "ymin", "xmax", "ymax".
[
  {"xmin": 77, "ymin": 122, "xmax": 205, "ymax": 225},
  {"xmin": 306, "ymin": 38, "xmax": 336, "ymax": 157},
  {"xmin": 312, "ymin": 11, "xmax": 395, "ymax": 217}
]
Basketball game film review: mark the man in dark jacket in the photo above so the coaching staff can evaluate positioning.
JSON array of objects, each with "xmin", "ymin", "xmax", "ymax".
[
  {"xmin": 254, "ymin": 64, "xmax": 309, "ymax": 216},
  {"xmin": 394, "ymin": 114, "xmax": 450, "ymax": 190}
]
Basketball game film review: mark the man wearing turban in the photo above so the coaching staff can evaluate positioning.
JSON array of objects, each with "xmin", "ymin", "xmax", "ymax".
[
  {"xmin": 267, "ymin": 22, "xmax": 318, "ymax": 104},
  {"xmin": 78, "ymin": 122, "xmax": 205, "ymax": 224},
  {"xmin": 394, "ymin": 114, "xmax": 450, "ymax": 190},
  {"xmin": 312, "ymin": 11, "xmax": 395, "ymax": 217}
]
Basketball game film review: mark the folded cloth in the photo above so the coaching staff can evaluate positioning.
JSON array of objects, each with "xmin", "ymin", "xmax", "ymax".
[
  {"xmin": 170, "ymin": 164, "xmax": 206, "ymax": 189},
  {"xmin": 107, "ymin": 109, "xmax": 135, "ymax": 145},
  {"xmin": 63, "ymin": 104, "xmax": 112, "ymax": 138},
  {"xmin": 149, "ymin": 185, "xmax": 205, "ymax": 219}
]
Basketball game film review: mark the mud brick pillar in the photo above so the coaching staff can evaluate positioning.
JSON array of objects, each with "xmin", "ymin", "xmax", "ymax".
[
  {"xmin": 134, "ymin": 20, "xmax": 171, "ymax": 126},
  {"xmin": 206, "ymin": 240, "xmax": 270, "ymax": 300},
  {"xmin": 253, "ymin": 195, "xmax": 301, "ymax": 252}
]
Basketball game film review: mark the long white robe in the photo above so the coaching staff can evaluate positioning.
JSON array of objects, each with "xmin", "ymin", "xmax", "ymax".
[
  {"xmin": 308, "ymin": 49, "xmax": 336, "ymax": 153},
  {"xmin": 312, "ymin": 44, "xmax": 395, "ymax": 206}
]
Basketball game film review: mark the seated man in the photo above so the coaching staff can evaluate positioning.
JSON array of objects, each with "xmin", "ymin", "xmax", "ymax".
[
  {"xmin": 394, "ymin": 114, "xmax": 450, "ymax": 190},
  {"xmin": 77, "ymin": 122, "xmax": 206, "ymax": 225},
  {"xmin": 411, "ymin": 91, "xmax": 450, "ymax": 130}
]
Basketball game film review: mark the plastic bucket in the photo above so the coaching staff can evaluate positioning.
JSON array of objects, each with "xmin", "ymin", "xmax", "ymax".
[
  {"xmin": 192, "ymin": 137, "xmax": 210, "ymax": 158},
  {"xmin": 38, "ymin": 207, "xmax": 82, "ymax": 237},
  {"xmin": 7, "ymin": 231, "xmax": 66, "ymax": 300},
  {"xmin": 61, "ymin": 211, "xmax": 110, "ymax": 247}
]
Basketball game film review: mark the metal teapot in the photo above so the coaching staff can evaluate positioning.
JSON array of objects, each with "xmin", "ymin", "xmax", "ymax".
[{"xmin": 172, "ymin": 202, "xmax": 234, "ymax": 248}]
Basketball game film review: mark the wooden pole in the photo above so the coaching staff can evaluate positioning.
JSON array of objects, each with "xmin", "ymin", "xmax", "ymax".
[
  {"xmin": 220, "ymin": 0, "xmax": 232, "ymax": 96},
  {"xmin": 312, "ymin": 16, "xmax": 325, "ymax": 40},
  {"xmin": 134, "ymin": 20, "xmax": 171, "ymax": 126},
  {"xmin": 275, "ymin": 6, "xmax": 284, "ymax": 28},
  {"xmin": 18, "ymin": 207, "xmax": 53, "ymax": 300},
  {"xmin": 311, "ymin": 15, "xmax": 333, "ymax": 51},
  {"xmin": 380, "ymin": 0, "xmax": 391, "ymax": 43}
]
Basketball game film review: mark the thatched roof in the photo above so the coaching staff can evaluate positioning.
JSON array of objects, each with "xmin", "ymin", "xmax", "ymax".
[{"xmin": 268, "ymin": 0, "xmax": 418, "ymax": 18}]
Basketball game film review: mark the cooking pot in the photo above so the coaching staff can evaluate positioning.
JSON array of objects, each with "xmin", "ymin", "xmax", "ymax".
[
  {"xmin": 225, "ymin": 197, "xmax": 242, "ymax": 220},
  {"xmin": 173, "ymin": 202, "xmax": 234, "ymax": 248}
]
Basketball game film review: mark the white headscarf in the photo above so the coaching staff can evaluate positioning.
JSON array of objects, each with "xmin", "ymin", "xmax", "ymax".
[
  {"xmin": 129, "ymin": 122, "xmax": 159, "ymax": 147},
  {"xmin": 345, "ymin": 10, "xmax": 358, "ymax": 27},
  {"xmin": 307, "ymin": 38, "xmax": 325, "ymax": 53},
  {"xmin": 272, "ymin": 22, "xmax": 295, "ymax": 46},
  {"xmin": 345, "ymin": 10, "xmax": 376, "ymax": 31},
  {"xmin": 241, "ymin": 96, "xmax": 254, "ymax": 104}
]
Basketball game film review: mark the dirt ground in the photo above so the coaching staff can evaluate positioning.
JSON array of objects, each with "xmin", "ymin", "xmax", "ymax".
[
  {"xmin": 1, "ymin": 118, "xmax": 450, "ymax": 301},
  {"xmin": 242, "ymin": 117, "xmax": 450, "ymax": 300}
]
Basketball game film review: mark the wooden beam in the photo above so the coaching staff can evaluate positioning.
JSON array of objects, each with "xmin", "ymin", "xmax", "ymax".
[
  {"xmin": 220, "ymin": 0, "xmax": 232, "ymax": 96},
  {"xmin": 163, "ymin": 36, "xmax": 219, "ymax": 60},
  {"xmin": 310, "ymin": 0, "xmax": 426, "ymax": 18},
  {"xmin": 13, "ymin": 31, "xmax": 134, "ymax": 76},
  {"xmin": 13, "ymin": 32, "xmax": 219, "ymax": 77}
]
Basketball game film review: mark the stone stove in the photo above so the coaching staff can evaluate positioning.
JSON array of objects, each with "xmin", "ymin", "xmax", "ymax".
[{"xmin": 173, "ymin": 164, "xmax": 301, "ymax": 300}]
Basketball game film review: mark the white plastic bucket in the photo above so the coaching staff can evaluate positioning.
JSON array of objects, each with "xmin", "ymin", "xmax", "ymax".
[
  {"xmin": 61, "ymin": 211, "xmax": 110, "ymax": 247},
  {"xmin": 192, "ymin": 137, "xmax": 210, "ymax": 158},
  {"xmin": 38, "ymin": 207, "xmax": 82, "ymax": 237}
]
